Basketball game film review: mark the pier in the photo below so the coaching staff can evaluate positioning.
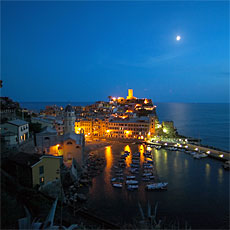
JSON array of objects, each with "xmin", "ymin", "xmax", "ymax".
[{"xmin": 146, "ymin": 141, "xmax": 230, "ymax": 161}]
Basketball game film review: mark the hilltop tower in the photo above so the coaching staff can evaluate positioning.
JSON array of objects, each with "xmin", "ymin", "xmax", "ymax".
[
  {"xmin": 126, "ymin": 89, "xmax": 136, "ymax": 100},
  {"xmin": 64, "ymin": 104, "xmax": 76, "ymax": 134}
]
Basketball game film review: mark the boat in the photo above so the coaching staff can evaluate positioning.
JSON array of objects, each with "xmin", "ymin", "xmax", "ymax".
[
  {"xmin": 144, "ymin": 165, "xmax": 153, "ymax": 169},
  {"xmin": 142, "ymin": 177, "xmax": 150, "ymax": 181},
  {"xmin": 126, "ymin": 180, "xmax": 138, "ymax": 185},
  {"xmin": 131, "ymin": 163, "xmax": 139, "ymax": 168},
  {"xmin": 130, "ymin": 168, "xmax": 139, "ymax": 174},
  {"xmin": 143, "ymin": 173, "xmax": 153, "ymax": 176},
  {"xmin": 115, "ymin": 173, "xmax": 123, "ymax": 176},
  {"xmin": 193, "ymin": 154, "xmax": 202, "ymax": 159},
  {"xmin": 127, "ymin": 184, "xmax": 138, "ymax": 190},
  {"xmin": 126, "ymin": 175, "xmax": 136, "ymax": 179},
  {"xmin": 110, "ymin": 177, "xmax": 117, "ymax": 182},
  {"xmin": 112, "ymin": 183, "xmax": 123, "ymax": 188},
  {"xmin": 145, "ymin": 182, "xmax": 168, "ymax": 190},
  {"xmin": 200, "ymin": 153, "xmax": 208, "ymax": 158}
]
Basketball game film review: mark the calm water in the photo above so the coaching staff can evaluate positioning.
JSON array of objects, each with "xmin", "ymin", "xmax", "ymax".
[
  {"xmin": 87, "ymin": 143, "xmax": 229, "ymax": 229},
  {"xmin": 20, "ymin": 102, "xmax": 229, "ymax": 151}
]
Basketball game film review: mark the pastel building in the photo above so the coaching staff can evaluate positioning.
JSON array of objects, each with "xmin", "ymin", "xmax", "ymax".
[{"xmin": 1, "ymin": 119, "xmax": 29, "ymax": 144}]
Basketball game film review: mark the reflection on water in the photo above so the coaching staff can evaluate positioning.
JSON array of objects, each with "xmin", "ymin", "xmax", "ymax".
[
  {"xmin": 105, "ymin": 146, "xmax": 113, "ymax": 182},
  {"xmin": 162, "ymin": 149, "xmax": 168, "ymax": 165},
  {"xmin": 125, "ymin": 145, "xmax": 132, "ymax": 167},
  {"xmin": 138, "ymin": 144, "xmax": 145, "ymax": 165},
  {"xmin": 184, "ymin": 159, "xmax": 188, "ymax": 169},
  {"xmin": 218, "ymin": 168, "xmax": 223, "ymax": 183},
  {"xmin": 205, "ymin": 163, "xmax": 210, "ymax": 179}
]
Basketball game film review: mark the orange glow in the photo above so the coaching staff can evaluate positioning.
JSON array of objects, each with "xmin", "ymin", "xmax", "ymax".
[
  {"xmin": 124, "ymin": 145, "xmax": 132, "ymax": 167},
  {"xmin": 144, "ymin": 99, "xmax": 148, "ymax": 104},
  {"xmin": 105, "ymin": 146, "xmax": 113, "ymax": 173},
  {"xmin": 126, "ymin": 110, "xmax": 133, "ymax": 113},
  {"xmin": 139, "ymin": 145, "xmax": 145, "ymax": 165},
  {"xmin": 112, "ymin": 97, "xmax": 116, "ymax": 101}
]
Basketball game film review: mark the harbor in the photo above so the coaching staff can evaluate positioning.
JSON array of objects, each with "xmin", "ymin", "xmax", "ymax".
[{"xmin": 85, "ymin": 142, "xmax": 229, "ymax": 229}]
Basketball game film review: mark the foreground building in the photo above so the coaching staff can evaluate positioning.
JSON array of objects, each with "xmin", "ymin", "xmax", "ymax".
[{"xmin": 3, "ymin": 152, "xmax": 62, "ymax": 188}]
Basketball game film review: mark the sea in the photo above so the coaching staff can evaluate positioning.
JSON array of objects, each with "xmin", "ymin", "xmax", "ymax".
[
  {"xmin": 20, "ymin": 101, "xmax": 230, "ymax": 229},
  {"xmin": 20, "ymin": 102, "xmax": 229, "ymax": 151}
]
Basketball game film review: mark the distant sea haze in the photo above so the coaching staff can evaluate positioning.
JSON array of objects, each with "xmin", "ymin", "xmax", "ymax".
[{"xmin": 20, "ymin": 102, "xmax": 230, "ymax": 152}]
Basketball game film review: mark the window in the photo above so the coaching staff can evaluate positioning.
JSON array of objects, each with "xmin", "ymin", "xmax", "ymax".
[
  {"xmin": 67, "ymin": 141, "xmax": 72, "ymax": 145},
  {"xmin": 39, "ymin": 166, "xmax": 44, "ymax": 174}
]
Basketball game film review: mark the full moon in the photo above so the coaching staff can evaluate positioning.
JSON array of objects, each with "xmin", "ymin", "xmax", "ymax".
[{"xmin": 176, "ymin": 35, "xmax": 181, "ymax": 41}]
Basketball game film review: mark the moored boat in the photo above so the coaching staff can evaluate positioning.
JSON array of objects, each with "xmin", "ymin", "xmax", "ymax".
[
  {"xmin": 145, "ymin": 182, "xmax": 168, "ymax": 190},
  {"xmin": 112, "ymin": 183, "xmax": 123, "ymax": 188}
]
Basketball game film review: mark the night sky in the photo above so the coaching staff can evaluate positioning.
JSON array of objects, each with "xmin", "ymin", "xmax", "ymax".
[{"xmin": 1, "ymin": 1, "xmax": 229, "ymax": 103}]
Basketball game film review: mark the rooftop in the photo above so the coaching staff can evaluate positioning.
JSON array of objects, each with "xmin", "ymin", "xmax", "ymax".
[{"xmin": 8, "ymin": 119, "xmax": 28, "ymax": 126}]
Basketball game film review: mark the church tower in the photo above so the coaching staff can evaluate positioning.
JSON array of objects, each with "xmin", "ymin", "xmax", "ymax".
[{"xmin": 64, "ymin": 104, "xmax": 76, "ymax": 134}]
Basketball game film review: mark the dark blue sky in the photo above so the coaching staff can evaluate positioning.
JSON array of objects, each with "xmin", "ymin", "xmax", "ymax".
[{"xmin": 1, "ymin": 1, "xmax": 229, "ymax": 103}]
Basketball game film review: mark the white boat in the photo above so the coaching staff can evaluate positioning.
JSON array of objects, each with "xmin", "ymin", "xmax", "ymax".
[
  {"xmin": 190, "ymin": 152, "xmax": 197, "ymax": 156},
  {"xmin": 143, "ymin": 173, "xmax": 153, "ymax": 176},
  {"xmin": 200, "ymin": 153, "xmax": 208, "ymax": 158},
  {"xmin": 111, "ymin": 177, "xmax": 117, "ymax": 182},
  {"xmin": 112, "ymin": 183, "xmax": 123, "ymax": 188},
  {"xmin": 126, "ymin": 175, "xmax": 136, "ymax": 179},
  {"xmin": 126, "ymin": 180, "xmax": 138, "ymax": 185},
  {"xmin": 193, "ymin": 154, "xmax": 202, "ymax": 159},
  {"xmin": 146, "ymin": 182, "xmax": 168, "ymax": 190},
  {"xmin": 127, "ymin": 184, "xmax": 138, "ymax": 190},
  {"xmin": 144, "ymin": 165, "xmax": 153, "ymax": 169}
]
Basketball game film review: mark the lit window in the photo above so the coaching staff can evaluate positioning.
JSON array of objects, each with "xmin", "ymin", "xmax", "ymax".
[{"xmin": 40, "ymin": 177, "xmax": 44, "ymax": 185}]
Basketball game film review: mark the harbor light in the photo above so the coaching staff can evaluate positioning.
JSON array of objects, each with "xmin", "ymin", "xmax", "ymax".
[
  {"xmin": 219, "ymin": 154, "xmax": 224, "ymax": 158},
  {"xmin": 185, "ymin": 145, "xmax": 188, "ymax": 148},
  {"xmin": 174, "ymin": 144, "xmax": 177, "ymax": 147},
  {"xmin": 147, "ymin": 146, "xmax": 152, "ymax": 151},
  {"xmin": 206, "ymin": 151, "xmax": 210, "ymax": 154},
  {"xmin": 195, "ymin": 148, "xmax": 199, "ymax": 151},
  {"xmin": 156, "ymin": 140, "xmax": 159, "ymax": 143},
  {"xmin": 185, "ymin": 139, "xmax": 188, "ymax": 142},
  {"xmin": 179, "ymin": 145, "xmax": 182, "ymax": 147},
  {"xmin": 164, "ymin": 143, "xmax": 168, "ymax": 146}
]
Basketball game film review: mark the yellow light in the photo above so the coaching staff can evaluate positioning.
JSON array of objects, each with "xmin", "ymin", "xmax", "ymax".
[
  {"xmin": 219, "ymin": 154, "xmax": 224, "ymax": 158},
  {"xmin": 106, "ymin": 130, "xmax": 110, "ymax": 133},
  {"xmin": 144, "ymin": 99, "xmax": 148, "ymax": 104},
  {"xmin": 57, "ymin": 144, "xmax": 60, "ymax": 147},
  {"xmin": 206, "ymin": 151, "xmax": 210, "ymax": 154},
  {"xmin": 195, "ymin": 148, "xmax": 198, "ymax": 151},
  {"xmin": 163, "ymin": 128, "xmax": 168, "ymax": 133},
  {"xmin": 185, "ymin": 145, "xmax": 188, "ymax": 148},
  {"xmin": 112, "ymin": 97, "xmax": 116, "ymax": 101},
  {"xmin": 147, "ymin": 146, "xmax": 152, "ymax": 151},
  {"xmin": 141, "ymin": 136, "xmax": 144, "ymax": 139},
  {"xmin": 174, "ymin": 144, "xmax": 177, "ymax": 147}
]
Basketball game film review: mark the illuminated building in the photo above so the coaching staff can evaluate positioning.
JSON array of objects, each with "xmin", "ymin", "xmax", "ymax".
[
  {"xmin": 1, "ymin": 119, "xmax": 29, "ymax": 144},
  {"xmin": 106, "ymin": 116, "xmax": 155, "ymax": 139},
  {"xmin": 126, "ymin": 89, "xmax": 137, "ymax": 100}
]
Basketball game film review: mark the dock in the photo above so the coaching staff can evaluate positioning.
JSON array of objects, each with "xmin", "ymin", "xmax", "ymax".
[{"xmin": 146, "ymin": 141, "xmax": 230, "ymax": 161}]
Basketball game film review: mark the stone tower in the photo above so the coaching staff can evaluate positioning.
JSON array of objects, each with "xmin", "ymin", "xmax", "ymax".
[{"xmin": 64, "ymin": 104, "xmax": 76, "ymax": 134}]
